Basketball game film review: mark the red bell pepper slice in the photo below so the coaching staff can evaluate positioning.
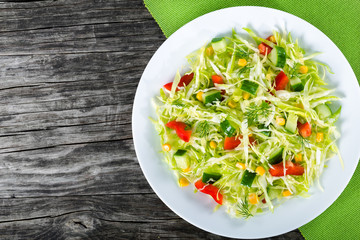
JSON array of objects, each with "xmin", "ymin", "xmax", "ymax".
[
  {"xmin": 249, "ymin": 136, "xmax": 256, "ymax": 145},
  {"xmin": 163, "ymin": 82, "xmax": 173, "ymax": 91},
  {"xmin": 211, "ymin": 75, "xmax": 224, "ymax": 84},
  {"xmin": 266, "ymin": 36, "xmax": 276, "ymax": 44},
  {"xmin": 163, "ymin": 72, "xmax": 194, "ymax": 91},
  {"xmin": 223, "ymin": 135, "xmax": 255, "ymax": 150},
  {"xmin": 258, "ymin": 43, "xmax": 272, "ymax": 55},
  {"xmin": 298, "ymin": 122, "xmax": 312, "ymax": 138},
  {"xmin": 194, "ymin": 179, "xmax": 223, "ymax": 205},
  {"xmin": 274, "ymin": 71, "xmax": 289, "ymax": 91},
  {"xmin": 224, "ymin": 136, "xmax": 241, "ymax": 150},
  {"xmin": 165, "ymin": 120, "xmax": 192, "ymax": 142},
  {"xmin": 269, "ymin": 161, "xmax": 305, "ymax": 177},
  {"xmin": 258, "ymin": 36, "xmax": 275, "ymax": 55}
]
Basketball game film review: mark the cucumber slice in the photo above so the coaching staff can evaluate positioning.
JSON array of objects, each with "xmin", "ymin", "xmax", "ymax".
[
  {"xmin": 202, "ymin": 90, "xmax": 221, "ymax": 104},
  {"xmin": 258, "ymin": 124, "xmax": 271, "ymax": 137},
  {"xmin": 241, "ymin": 170, "xmax": 256, "ymax": 187},
  {"xmin": 174, "ymin": 150, "xmax": 189, "ymax": 169},
  {"xmin": 328, "ymin": 106, "xmax": 341, "ymax": 123},
  {"xmin": 220, "ymin": 119, "xmax": 236, "ymax": 137},
  {"xmin": 268, "ymin": 46, "xmax": 286, "ymax": 68},
  {"xmin": 290, "ymin": 77, "xmax": 304, "ymax": 92},
  {"xmin": 285, "ymin": 113, "xmax": 298, "ymax": 133},
  {"xmin": 211, "ymin": 37, "xmax": 227, "ymax": 53},
  {"xmin": 268, "ymin": 148, "xmax": 283, "ymax": 164},
  {"xmin": 240, "ymin": 80, "xmax": 259, "ymax": 95},
  {"xmin": 315, "ymin": 104, "xmax": 332, "ymax": 120},
  {"xmin": 267, "ymin": 187, "xmax": 281, "ymax": 200},
  {"xmin": 202, "ymin": 172, "xmax": 222, "ymax": 184}
]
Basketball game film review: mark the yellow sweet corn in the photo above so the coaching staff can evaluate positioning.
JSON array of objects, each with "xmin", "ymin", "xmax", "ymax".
[
  {"xmin": 179, "ymin": 177, "xmax": 189, "ymax": 187},
  {"xmin": 294, "ymin": 153, "xmax": 302, "ymax": 163},
  {"xmin": 299, "ymin": 65, "xmax": 308, "ymax": 74},
  {"xmin": 236, "ymin": 162, "xmax": 246, "ymax": 170},
  {"xmin": 276, "ymin": 117, "xmax": 286, "ymax": 126},
  {"xmin": 228, "ymin": 100, "xmax": 237, "ymax": 108},
  {"xmin": 249, "ymin": 193, "xmax": 259, "ymax": 204},
  {"xmin": 206, "ymin": 46, "xmax": 214, "ymax": 56},
  {"xmin": 282, "ymin": 190, "xmax": 292, "ymax": 197},
  {"xmin": 255, "ymin": 166, "xmax": 266, "ymax": 176},
  {"xmin": 162, "ymin": 143, "xmax": 171, "ymax": 152},
  {"xmin": 196, "ymin": 91, "xmax": 203, "ymax": 101},
  {"xmin": 243, "ymin": 92, "xmax": 250, "ymax": 100},
  {"xmin": 209, "ymin": 141, "xmax": 217, "ymax": 149},
  {"xmin": 316, "ymin": 132, "xmax": 324, "ymax": 142},
  {"xmin": 238, "ymin": 58, "xmax": 247, "ymax": 67}
]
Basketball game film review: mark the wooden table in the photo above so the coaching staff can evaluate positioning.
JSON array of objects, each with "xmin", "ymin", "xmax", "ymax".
[{"xmin": 0, "ymin": 0, "xmax": 304, "ymax": 239}]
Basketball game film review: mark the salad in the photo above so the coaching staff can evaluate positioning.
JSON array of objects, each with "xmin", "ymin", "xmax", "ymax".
[{"xmin": 151, "ymin": 28, "xmax": 341, "ymax": 218}]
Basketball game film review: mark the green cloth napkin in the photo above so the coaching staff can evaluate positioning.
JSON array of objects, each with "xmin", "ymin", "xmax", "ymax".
[
  {"xmin": 144, "ymin": 0, "xmax": 359, "ymax": 83},
  {"xmin": 144, "ymin": 1, "xmax": 360, "ymax": 239}
]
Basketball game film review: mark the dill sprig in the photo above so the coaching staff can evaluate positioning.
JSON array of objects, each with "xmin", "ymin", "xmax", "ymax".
[
  {"xmin": 297, "ymin": 135, "xmax": 310, "ymax": 150},
  {"xmin": 245, "ymin": 102, "xmax": 271, "ymax": 126},
  {"xmin": 289, "ymin": 63, "xmax": 300, "ymax": 79},
  {"xmin": 196, "ymin": 120, "xmax": 210, "ymax": 138},
  {"xmin": 235, "ymin": 49, "xmax": 249, "ymax": 59},
  {"xmin": 237, "ymin": 197, "xmax": 253, "ymax": 219},
  {"xmin": 171, "ymin": 99, "xmax": 184, "ymax": 107},
  {"xmin": 237, "ymin": 66, "xmax": 249, "ymax": 76}
]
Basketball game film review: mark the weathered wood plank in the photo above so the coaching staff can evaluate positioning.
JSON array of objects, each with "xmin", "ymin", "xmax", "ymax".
[
  {"xmin": 0, "ymin": 1, "xmax": 164, "ymax": 55},
  {"xmin": 0, "ymin": 194, "xmax": 304, "ymax": 240},
  {"xmin": 0, "ymin": 139, "xmax": 152, "ymax": 197},
  {"xmin": 0, "ymin": 0, "xmax": 304, "ymax": 239},
  {"xmin": 0, "ymin": 214, "xmax": 304, "ymax": 240}
]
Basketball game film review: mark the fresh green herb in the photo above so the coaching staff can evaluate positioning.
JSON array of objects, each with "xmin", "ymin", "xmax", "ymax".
[
  {"xmin": 172, "ymin": 99, "xmax": 184, "ymax": 107},
  {"xmin": 235, "ymin": 49, "xmax": 249, "ymax": 59},
  {"xmin": 197, "ymin": 120, "xmax": 210, "ymax": 138},
  {"xmin": 245, "ymin": 102, "xmax": 271, "ymax": 126},
  {"xmin": 289, "ymin": 63, "xmax": 299, "ymax": 78},
  {"xmin": 237, "ymin": 66, "xmax": 249, "ymax": 76},
  {"xmin": 297, "ymin": 135, "xmax": 310, "ymax": 150},
  {"xmin": 236, "ymin": 197, "xmax": 253, "ymax": 219}
]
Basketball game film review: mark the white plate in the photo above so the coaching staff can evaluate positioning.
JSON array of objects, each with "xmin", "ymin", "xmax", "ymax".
[{"xmin": 132, "ymin": 6, "xmax": 360, "ymax": 239}]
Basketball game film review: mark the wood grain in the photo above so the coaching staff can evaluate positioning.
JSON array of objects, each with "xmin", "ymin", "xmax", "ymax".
[{"xmin": 0, "ymin": 0, "xmax": 304, "ymax": 239}]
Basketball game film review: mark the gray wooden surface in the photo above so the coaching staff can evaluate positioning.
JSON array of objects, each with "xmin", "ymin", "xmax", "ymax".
[{"xmin": 0, "ymin": 0, "xmax": 305, "ymax": 239}]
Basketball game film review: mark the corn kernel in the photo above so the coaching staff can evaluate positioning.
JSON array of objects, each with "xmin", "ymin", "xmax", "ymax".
[
  {"xmin": 316, "ymin": 132, "xmax": 324, "ymax": 142},
  {"xmin": 236, "ymin": 162, "xmax": 246, "ymax": 170},
  {"xmin": 296, "ymin": 103, "xmax": 304, "ymax": 109},
  {"xmin": 179, "ymin": 177, "xmax": 189, "ymax": 187},
  {"xmin": 206, "ymin": 46, "xmax": 214, "ymax": 56},
  {"xmin": 243, "ymin": 92, "xmax": 250, "ymax": 100},
  {"xmin": 276, "ymin": 117, "xmax": 286, "ymax": 126},
  {"xmin": 255, "ymin": 166, "xmax": 266, "ymax": 176},
  {"xmin": 282, "ymin": 190, "xmax": 292, "ymax": 197},
  {"xmin": 294, "ymin": 153, "xmax": 302, "ymax": 163},
  {"xmin": 182, "ymin": 167, "xmax": 191, "ymax": 173},
  {"xmin": 162, "ymin": 143, "xmax": 171, "ymax": 152},
  {"xmin": 248, "ymin": 133, "xmax": 253, "ymax": 137},
  {"xmin": 196, "ymin": 91, "xmax": 203, "ymax": 101},
  {"xmin": 238, "ymin": 58, "xmax": 247, "ymax": 67},
  {"xmin": 266, "ymin": 73, "xmax": 272, "ymax": 81},
  {"xmin": 210, "ymin": 141, "xmax": 217, "ymax": 149},
  {"xmin": 228, "ymin": 100, "xmax": 237, "ymax": 108},
  {"xmin": 299, "ymin": 65, "xmax": 308, "ymax": 74},
  {"xmin": 248, "ymin": 193, "xmax": 259, "ymax": 204},
  {"xmin": 269, "ymin": 35, "xmax": 276, "ymax": 43}
]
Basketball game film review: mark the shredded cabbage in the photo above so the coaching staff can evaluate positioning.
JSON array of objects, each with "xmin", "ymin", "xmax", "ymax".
[{"xmin": 151, "ymin": 28, "xmax": 341, "ymax": 219}]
